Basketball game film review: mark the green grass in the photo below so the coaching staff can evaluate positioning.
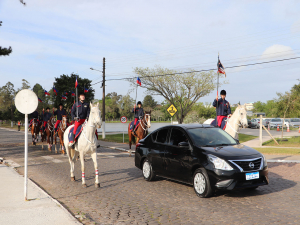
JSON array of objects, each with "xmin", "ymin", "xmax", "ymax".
[
  {"xmin": 263, "ymin": 136, "xmax": 300, "ymax": 147},
  {"xmin": 101, "ymin": 133, "xmax": 130, "ymax": 143},
  {"xmin": 253, "ymin": 147, "xmax": 300, "ymax": 155},
  {"xmin": 238, "ymin": 133, "xmax": 257, "ymax": 143},
  {"xmin": 0, "ymin": 123, "xmax": 25, "ymax": 131}
]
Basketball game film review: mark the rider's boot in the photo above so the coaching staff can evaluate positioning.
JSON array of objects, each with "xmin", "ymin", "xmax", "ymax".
[{"xmin": 69, "ymin": 133, "xmax": 75, "ymax": 148}]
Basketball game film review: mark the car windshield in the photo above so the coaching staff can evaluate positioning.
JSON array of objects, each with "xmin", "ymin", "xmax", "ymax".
[
  {"xmin": 291, "ymin": 119, "xmax": 300, "ymax": 122},
  {"xmin": 271, "ymin": 119, "xmax": 281, "ymax": 122},
  {"xmin": 187, "ymin": 128, "xmax": 237, "ymax": 147}
]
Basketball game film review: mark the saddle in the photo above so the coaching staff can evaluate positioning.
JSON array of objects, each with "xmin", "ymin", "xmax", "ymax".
[
  {"xmin": 68, "ymin": 124, "xmax": 84, "ymax": 143},
  {"xmin": 211, "ymin": 117, "xmax": 227, "ymax": 130},
  {"xmin": 129, "ymin": 120, "xmax": 140, "ymax": 131}
]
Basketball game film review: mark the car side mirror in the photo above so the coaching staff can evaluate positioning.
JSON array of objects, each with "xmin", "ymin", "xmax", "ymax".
[
  {"xmin": 234, "ymin": 138, "xmax": 240, "ymax": 144},
  {"xmin": 178, "ymin": 142, "xmax": 189, "ymax": 148}
]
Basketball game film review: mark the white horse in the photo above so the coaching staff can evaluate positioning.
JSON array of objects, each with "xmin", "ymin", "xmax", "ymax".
[
  {"xmin": 208, "ymin": 104, "xmax": 248, "ymax": 139},
  {"xmin": 224, "ymin": 104, "xmax": 248, "ymax": 139},
  {"xmin": 63, "ymin": 102, "xmax": 102, "ymax": 188}
]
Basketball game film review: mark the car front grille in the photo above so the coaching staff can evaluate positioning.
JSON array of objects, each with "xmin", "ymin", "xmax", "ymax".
[{"xmin": 229, "ymin": 158, "xmax": 262, "ymax": 172}]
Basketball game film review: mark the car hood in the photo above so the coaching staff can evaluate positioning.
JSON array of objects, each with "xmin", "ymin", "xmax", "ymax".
[{"xmin": 199, "ymin": 144, "xmax": 261, "ymax": 160}]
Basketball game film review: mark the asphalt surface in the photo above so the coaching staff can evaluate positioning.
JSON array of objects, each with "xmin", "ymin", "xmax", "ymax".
[{"xmin": 1, "ymin": 128, "xmax": 300, "ymax": 224}]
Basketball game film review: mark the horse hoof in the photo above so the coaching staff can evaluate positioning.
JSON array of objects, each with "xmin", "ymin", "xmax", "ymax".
[
  {"xmin": 95, "ymin": 183, "xmax": 100, "ymax": 188},
  {"xmin": 82, "ymin": 184, "xmax": 87, "ymax": 188},
  {"xmin": 71, "ymin": 177, "xmax": 75, "ymax": 181}
]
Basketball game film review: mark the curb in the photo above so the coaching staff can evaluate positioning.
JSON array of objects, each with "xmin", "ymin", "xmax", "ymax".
[
  {"xmin": 267, "ymin": 160, "xmax": 300, "ymax": 163},
  {"xmin": 100, "ymin": 145, "xmax": 135, "ymax": 154}
]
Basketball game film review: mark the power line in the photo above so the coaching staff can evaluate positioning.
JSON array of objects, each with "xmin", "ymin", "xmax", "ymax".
[{"xmin": 96, "ymin": 56, "xmax": 300, "ymax": 83}]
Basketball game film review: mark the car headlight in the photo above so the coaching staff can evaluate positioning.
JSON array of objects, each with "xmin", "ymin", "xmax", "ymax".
[
  {"xmin": 208, "ymin": 154, "xmax": 234, "ymax": 171},
  {"xmin": 262, "ymin": 154, "xmax": 267, "ymax": 167}
]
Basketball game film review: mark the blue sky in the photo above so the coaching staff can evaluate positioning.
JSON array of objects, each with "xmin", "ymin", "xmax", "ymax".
[{"xmin": 0, "ymin": 0, "xmax": 300, "ymax": 105}]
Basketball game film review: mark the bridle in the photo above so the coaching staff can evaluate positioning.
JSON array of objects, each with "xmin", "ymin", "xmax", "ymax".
[
  {"xmin": 47, "ymin": 117, "xmax": 56, "ymax": 132},
  {"xmin": 59, "ymin": 116, "xmax": 67, "ymax": 133},
  {"xmin": 140, "ymin": 114, "xmax": 151, "ymax": 133},
  {"xmin": 82, "ymin": 106, "xmax": 101, "ymax": 144}
]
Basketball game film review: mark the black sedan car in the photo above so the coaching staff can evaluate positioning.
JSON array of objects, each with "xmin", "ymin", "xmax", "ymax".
[{"xmin": 135, "ymin": 124, "xmax": 269, "ymax": 198}]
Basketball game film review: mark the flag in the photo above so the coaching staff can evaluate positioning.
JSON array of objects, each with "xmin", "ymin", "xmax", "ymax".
[
  {"xmin": 136, "ymin": 77, "xmax": 141, "ymax": 86},
  {"xmin": 62, "ymin": 95, "xmax": 67, "ymax": 100},
  {"xmin": 217, "ymin": 56, "xmax": 226, "ymax": 77},
  {"xmin": 75, "ymin": 77, "xmax": 78, "ymax": 88},
  {"xmin": 38, "ymin": 98, "xmax": 43, "ymax": 103},
  {"xmin": 64, "ymin": 91, "xmax": 69, "ymax": 96},
  {"xmin": 44, "ymin": 90, "xmax": 50, "ymax": 96},
  {"xmin": 84, "ymin": 87, "xmax": 89, "ymax": 93},
  {"xmin": 71, "ymin": 91, "xmax": 75, "ymax": 97},
  {"xmin": 53, "ymin": 87, "xmax": 58, "ymax": 95}
]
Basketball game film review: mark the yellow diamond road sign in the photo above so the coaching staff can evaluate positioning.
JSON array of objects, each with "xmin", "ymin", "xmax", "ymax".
[{"xmin": 167, "ymin": 104, "xmax": 177, "ymax": 117}]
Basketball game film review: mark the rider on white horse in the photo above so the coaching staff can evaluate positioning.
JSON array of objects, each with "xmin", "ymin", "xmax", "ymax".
[
  {"xmin": 213, "ymin": 90, "xmax": 232, "ymax": 129},
  {"xmin": 69, "ymin": 92, "xmax": 90, "ymax": 147}
]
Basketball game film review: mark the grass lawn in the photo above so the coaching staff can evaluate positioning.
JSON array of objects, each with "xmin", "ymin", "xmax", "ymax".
[
  {"xmin": 253, "ymin": 147, "xmax": 300, "ymax": 155},
  {"xmin": 101, "ymin": 133, "xmax": 258, "ymax": 144},
  {"xmin": 101, "ymin": 133, "xmax": 130, "ymax": 143},
  {"xmin": 238, "ymin": 133, "xmax": 257, "ymax": 143},
  {"xmin": 263, "ymin": 136, "xmax": 300, "ymax": 147}
]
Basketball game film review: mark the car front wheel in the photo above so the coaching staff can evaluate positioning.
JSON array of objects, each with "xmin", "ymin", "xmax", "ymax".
[
  {"xmin": 193, "ymin": 168, "xmax": 213, "ymax": 198},
  {"xmin": 142, "ymin": 159, "xmax": 156, "ymax": 181}
]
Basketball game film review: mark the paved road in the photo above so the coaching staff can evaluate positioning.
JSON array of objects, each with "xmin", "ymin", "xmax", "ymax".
[{"xmin": 1, "ymin": 128, "xmax": 300, "ymax": 224}]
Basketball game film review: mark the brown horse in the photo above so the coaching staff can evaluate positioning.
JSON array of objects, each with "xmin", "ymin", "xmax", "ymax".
[
  {"xmin": 45, "ymin": 116, "xmax": 56, "ymax": 151},
  {"xmin": 31, "ymin": 118, "xmax": 40, "ymax": 145},
  {"xmin": 128, "ymin": 111, "xmax": 151, "ymax": 150},
  {"xmin": 40, "ymin": 122, "xmax": 46, "ymax": 150},
  {"xmin": 54, "ymin": 115, "xmax": 68, "ymax": 154}
]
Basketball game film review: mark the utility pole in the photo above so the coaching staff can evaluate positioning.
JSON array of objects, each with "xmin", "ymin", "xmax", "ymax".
[{"xmin": 102, "ymin": 57, "xmax": 106, "ymax": 139}]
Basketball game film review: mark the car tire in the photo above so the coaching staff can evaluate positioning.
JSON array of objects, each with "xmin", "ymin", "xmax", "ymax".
[
  {"xmin": 193, "ymin": 168, "xmax": 213, "ymax": 198},
  {"xmin": 142, "ymin": 159, "xmax": 156, "ymax": 181}
]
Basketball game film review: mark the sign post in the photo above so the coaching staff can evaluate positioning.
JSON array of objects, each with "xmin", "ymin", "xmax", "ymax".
[
  {"xmin": 120, "ymin": 116, "xmax": 127, "ymax": 143},
  {"xmin": 167, "ymin": 104, "xmax": 178, "ymax": 124},
  {"xmin": 15, "ymin": 89, "xmax": 38, "ymax": 201}
]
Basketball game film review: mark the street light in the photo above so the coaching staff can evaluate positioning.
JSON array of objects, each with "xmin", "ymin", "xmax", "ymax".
[{"xmin": 90, "ymin": 58, "xmax": 106, "ymax": 139}]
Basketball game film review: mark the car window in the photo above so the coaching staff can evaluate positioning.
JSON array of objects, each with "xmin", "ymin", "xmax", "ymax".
[
  {"xmin": 155, "ymin": 128, "xmax": 169, "ymax": 144},
  {"xmin": 291, "ymin": 119, "xmax": 300, "ymax": 122},
  {"xmin": 188, "ymin": 128, "xmax": 237, "ymax": 147},
  {"xmin": 271, "ymin": 119, "xmax": 281, "ymax": 122},
  {"xmin": 169, "ymin": 128, "xmax": 189, "ymax": 146}
]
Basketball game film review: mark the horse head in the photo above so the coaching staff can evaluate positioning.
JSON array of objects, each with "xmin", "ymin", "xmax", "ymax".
[
  {"xmin": 89, "ymin": 102, "xmax": 102, "ymax": 128},
  {"xmin": 236, "ymin": 104, "xmax": 248, "ymax": 128},
  {"xmin": 144, "ymin": 110, "xmax": 151, "ymax": 128},
  {"xmin": 62, "ymin": 115, "xmax": 67, "ymax": 129}
]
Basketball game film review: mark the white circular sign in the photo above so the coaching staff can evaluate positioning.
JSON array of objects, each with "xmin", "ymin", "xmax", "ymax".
[
  {"xmin": 15, "ymin": 89, "xmax": 38, "ymax": 114},
  {"xmin": 120, "ymin": 116, "xmax": 127, "ymax": 123}
]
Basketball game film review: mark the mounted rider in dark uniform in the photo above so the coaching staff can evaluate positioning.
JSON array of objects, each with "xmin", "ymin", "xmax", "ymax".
[
  {"xmin": 132, "ymin": 101, "xmax": 144, "ymax": 134},
  {"xmin": 212, "ymin": 90, "xmax": 232, "ymax": 129},
  {"xmin": 53, "ymin": 103, "xmax": 67, "ymax": 133},
  {"xmin": 29, "ymin": 109, "xmax": 39, "ymax": 129},
  {"xmin": 42, "ymin": 107, "xmax": 52, "ymax": 132},
  {"xmin": 69, "ymin": 92, "xmax": 90, "ymax": 147}
]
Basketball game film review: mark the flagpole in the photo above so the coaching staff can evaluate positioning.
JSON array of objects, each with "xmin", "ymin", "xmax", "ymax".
[
  {"xmin": 216, "ymin": 53, "xmax": 219, "ymax": 128},
  {"xmin": 52, "ymin": 83, "xmax": 55, "ymax": 115},
  {"xmin": 76, "ymin": 76, "xmax": 78, "ymax": 119}
]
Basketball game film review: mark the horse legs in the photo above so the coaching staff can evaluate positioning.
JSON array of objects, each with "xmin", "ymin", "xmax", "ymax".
[
  {"xmin": 91, "ymin": 151, "xmax": 100, "ymax": 188},
  {"xmin": 128, "ymin": 131, "xmax": 132, "ymax": 150},
  {"xmin": 54, "ymin": 132, "xmax": 58, "ymax": 154},
  {"xmin": 67, "ymin": 147, "xmax": 76, "ymax": 181},
  {"xmin": 80, "ymin": 151, "xmax": 87, "ymax": 188},
  {"xmin": 60, "ymin": 134, "xmax": 65, "ymax": 154}
]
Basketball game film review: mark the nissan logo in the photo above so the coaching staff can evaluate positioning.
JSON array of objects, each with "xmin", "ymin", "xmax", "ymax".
[{"xmin": 249, "ymin": 162, "xmax": 254, "ymax": 169}]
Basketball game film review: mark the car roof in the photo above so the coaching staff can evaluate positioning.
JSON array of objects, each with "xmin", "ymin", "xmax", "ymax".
[{"xmin": 157, "ymin": 124, "xmax": 214, "ymax": 130}]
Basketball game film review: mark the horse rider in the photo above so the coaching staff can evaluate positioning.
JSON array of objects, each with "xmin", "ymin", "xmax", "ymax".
[
  {"xmin": 42, "ymin": 107, "xmax": 52, "ymax": 132},
  {"xmin": 53, "ymin": 103, "xmax": 67, "ymax": 134},
  {"xmin": 132, "ymin": 101, "xmax": 144, "ymax": 135},
  {"xmin": 69, "ymin": 92, "xmax": 90, "ymax": 147},
  {"xmin": 29, "ymin": 109, "xmax": 39, "ymax": 130},
  {"xmin": 213, "ymin": 90, "xmax": 232, "ymax": 129}
]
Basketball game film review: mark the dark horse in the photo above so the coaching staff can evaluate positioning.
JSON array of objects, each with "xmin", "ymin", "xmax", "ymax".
[
  {"xmin": 31, "ymin": 118, "xmax": 40, "ymax": 145},
  {"xmin": 45, "ymin": 116, "xmax": 56, "ymax": 151},
  {"xmin": 128, "ymin": 111, "xmax": 151, "ymax": 150}
]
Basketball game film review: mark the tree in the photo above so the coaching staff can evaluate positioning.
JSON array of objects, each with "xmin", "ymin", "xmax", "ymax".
[
  {"xmin": 103, "ymin": 92, "xmax": 122, "ymax": 120},
  {"xmin": 0, "ymin": 82, "xmax": 16, "ymax": 120},
  {"xmin": 52, "ymin": 73, "xmax": 95, "ymax": 111},
  {"xmin": 119, "ymin": 94, "xmax": 135, "ymax": 120},
  {"xmin": 133, "ymin": 66, "xmax": 223, "ymax": 123},
  {"xmin": 143, "ymin": 95, "xmax": 157, "ymax": 110}
]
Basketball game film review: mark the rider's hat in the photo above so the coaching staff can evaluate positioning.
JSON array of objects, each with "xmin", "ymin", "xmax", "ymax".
[
  {"xmin": 79, "ymin": 92, "xmax": 85, "ymax": 96},
  {"xmin": 137, "ymin": 101, "xmax": 142, "ymax": 105},
  {"xmin": 220, "ymin": 90, "xmax": 226, "ymax": 96},
  {"xmin": 58, "ymin": 103, "xmax": 63, "ymax": 107},
  {"xmin": 46, "ymin": 107, "xmax": 50, "ymax": 110}
]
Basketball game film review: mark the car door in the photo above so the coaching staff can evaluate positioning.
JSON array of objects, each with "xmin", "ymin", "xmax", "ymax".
[
  {"xmin": 147, "ymin": 128, "xmax": 169, "ymax": 175},
  {"xmin": 164, "ymin": 128, "xmax": 192, "ymax": 182}
]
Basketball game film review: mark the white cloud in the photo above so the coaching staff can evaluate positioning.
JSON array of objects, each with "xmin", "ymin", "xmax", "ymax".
[{"xmin": 260, "ymin": 44, "xmax": 296, "ymax": 60}]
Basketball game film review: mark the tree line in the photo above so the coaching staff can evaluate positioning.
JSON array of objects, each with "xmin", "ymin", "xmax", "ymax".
[{"xmin": 253, "ymin": 83, "xmax": 300, "ymax": 118}]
